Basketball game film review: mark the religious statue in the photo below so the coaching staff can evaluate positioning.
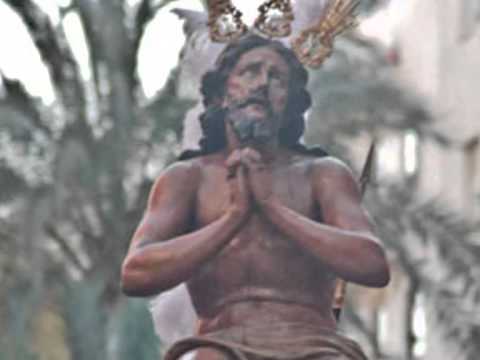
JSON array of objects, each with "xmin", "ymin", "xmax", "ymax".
[{"xmin": 121, "ymin": 2, "xmax": 390, "ymax": 359}]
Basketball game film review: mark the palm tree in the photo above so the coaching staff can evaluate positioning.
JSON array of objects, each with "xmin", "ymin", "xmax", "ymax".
[{"xmin": 0, "ymin": 0, "xmax": 191, "ymax": 358}]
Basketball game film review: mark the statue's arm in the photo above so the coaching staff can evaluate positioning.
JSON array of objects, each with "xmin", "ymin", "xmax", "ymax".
[
  {"xmin": 121, "ymin": 159, "xmax": 249, "ymax": 297},
  {"xmin": 260, "ymin": 157, "xmax": 390, "ymax": 288}
]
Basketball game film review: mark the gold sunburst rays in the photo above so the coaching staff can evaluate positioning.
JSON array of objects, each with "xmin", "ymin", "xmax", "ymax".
[{"xmin": 291, "ymin": 0, "xmax": 360, "ymax": 68}]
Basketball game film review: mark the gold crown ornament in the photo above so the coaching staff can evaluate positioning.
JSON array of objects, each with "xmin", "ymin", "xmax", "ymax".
[
  {"xmin": 207, "ymin": 0, "xmax": 360, "ymax": 69},
  {"xmin": 207, "ymin": 0, "xmax": 248, "ymax": 42},
  {"xmin": 254, "ymin": 0, "xmax": 295, "ymax": 38}
]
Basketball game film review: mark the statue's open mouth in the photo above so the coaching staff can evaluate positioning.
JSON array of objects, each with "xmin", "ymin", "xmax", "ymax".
[
  {"xmin": 229, "ymin": 95, "xmax": 270, "ymax": 112},
  {"xmin": 242, "ymin": 98, "xmax": 268, "ymax": 108}
]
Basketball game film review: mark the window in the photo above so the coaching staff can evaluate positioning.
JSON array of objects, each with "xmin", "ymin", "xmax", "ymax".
[
  {"xmin": 376, "ymin": 129, "xmax": 420, "ymax": 184},
  {"xmin": 459, "ymin": 0, "xmax": 480, "ymax": 41}
]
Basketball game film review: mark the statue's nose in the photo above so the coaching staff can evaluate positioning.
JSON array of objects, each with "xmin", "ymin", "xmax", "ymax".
[
  {"xmin": 257, "ymin": 68, "xmax": 269, "ymax": 87},
  {"xmin": 250, "ymin": 69, "xmax": 269, "ymax": 94}
]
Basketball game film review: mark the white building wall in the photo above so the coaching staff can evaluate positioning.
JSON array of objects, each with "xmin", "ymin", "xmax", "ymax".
[
  {"xmin": 396, "ymin": 0, "xmax": 480, "ymax": 216},
  {"xmin": 392, "ymin": 1, "xmax": 480, "ymax": 359}
]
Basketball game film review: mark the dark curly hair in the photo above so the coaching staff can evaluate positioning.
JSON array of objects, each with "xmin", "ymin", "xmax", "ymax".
[{"xmin": 179, "ymin": 34, "xmax": 327, "ymax": 160}]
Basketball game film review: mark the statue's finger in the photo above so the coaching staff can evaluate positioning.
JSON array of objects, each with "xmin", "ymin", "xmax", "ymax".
[{"xmin": 241, "ymin": 147, "xmax": 263, "ymax": 163}]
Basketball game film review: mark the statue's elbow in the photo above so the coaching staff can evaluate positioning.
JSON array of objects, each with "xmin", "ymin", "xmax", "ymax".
[
  {"xmin": 360, "ymin": 242, "xmax": 390, "ymax": 288},
  {"xmin": 120, "ymin": 257, "xmax": 155, "ymax": 297},
  {"xmin": 369, "ymin": 250, "xmax": 390, "ymax": 288},
  {"xmin": 120, "ymin": 254, "xmax": 176, "ymax": 296},
  {"xmin": 374, "ymin": 262, "xmax": 390, "ymax": 288},
  {"xmin": 120, "ymin": 276, "xmax": 146, "ymax": 298}
]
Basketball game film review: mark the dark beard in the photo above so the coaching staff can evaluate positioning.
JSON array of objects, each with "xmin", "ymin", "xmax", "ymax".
[
  {"xmin": 225, "ymin": 99, "xmax": 277, "ymax": 146},
  {"xmin": 227, "ymin": 114, "xmax": 274, "ymax": 146}
]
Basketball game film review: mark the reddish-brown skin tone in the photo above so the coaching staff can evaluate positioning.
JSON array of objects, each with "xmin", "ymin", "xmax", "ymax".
[{"xmin": 121, "ymin": 47, "xmax": 390, "ymax": 359}]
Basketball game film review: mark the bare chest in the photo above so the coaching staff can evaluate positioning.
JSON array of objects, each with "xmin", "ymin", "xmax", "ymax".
[
  {"xmin": 195, "ymin": 163, "xmax": 317, "ymax": 225},
  {"xmin": 187, "ymin": 157, "xmax": 334, "ymax": 319},
  {"xmin": 191, "ymin": 162, "xmax": 326, "ymax": 294}
]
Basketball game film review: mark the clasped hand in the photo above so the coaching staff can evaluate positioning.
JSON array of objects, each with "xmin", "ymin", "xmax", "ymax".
[{"xmin": 225, "ymin": 147, "xmax": 274, "ymax": 218}]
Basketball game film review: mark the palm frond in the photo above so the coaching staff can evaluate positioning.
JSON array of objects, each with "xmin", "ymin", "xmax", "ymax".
[{"xmin": 368, "ymin": 186, "xmax": 480, "ymax": 358}]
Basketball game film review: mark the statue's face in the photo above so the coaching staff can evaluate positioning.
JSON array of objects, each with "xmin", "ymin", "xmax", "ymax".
[{"xmin": 222, "ymin": 46, "xmax": 290, "ymax": 145}]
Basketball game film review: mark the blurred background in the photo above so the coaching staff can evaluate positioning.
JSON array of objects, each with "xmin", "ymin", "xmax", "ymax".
[{"xmin": 1, "ymin": 0, "xmax": 479, "ymax": 359}]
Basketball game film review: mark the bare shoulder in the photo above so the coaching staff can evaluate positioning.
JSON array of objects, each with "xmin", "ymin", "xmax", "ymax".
[
  {"xmin": 155, "ymin": 158, "xmax": 201, "ymax": 185},
  {"xmin": 148, "ymin": 158, "xmax": 203, "ymax": 208},
  {"xmin": 295, "ymin": 156, "xmax": 374, "ymax": 233},
  {"xmin": 310, "ymin": 156, "xmax": 356, "ymax": 178},
  {"xmin": 195, "ymin": 152, "xmax": 227, "ymax": 167},
  {"xmin": 292, "ymin": 154, "xmax": 356, "ymax": 181},
  {"xmin": 306, "ymin": 156, "xmax": 360, "ymax": 198},
  {"xmin": 149, "ymin": 152, "xmax": 227, "ymax": 198}
]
